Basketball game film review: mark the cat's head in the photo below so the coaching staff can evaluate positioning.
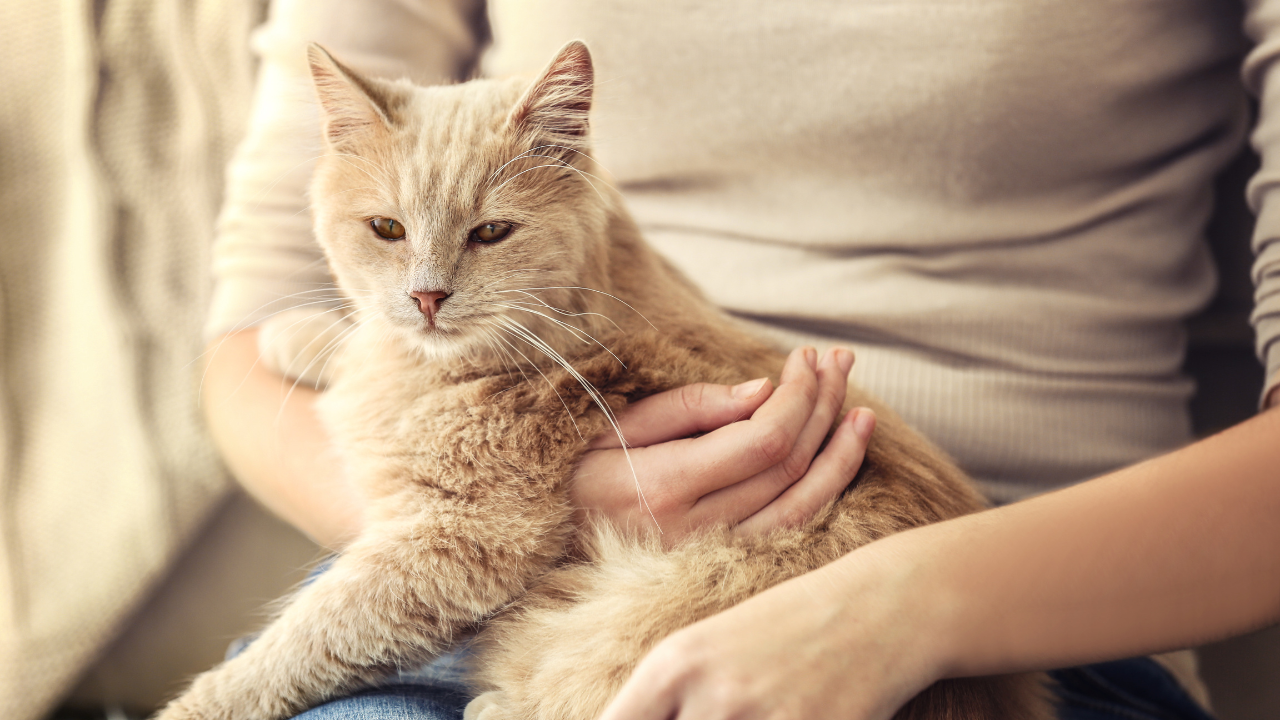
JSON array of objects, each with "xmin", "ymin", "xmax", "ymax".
[{"xmin": 308, "ymin": 41, "xmax": 613, "ymax": 362}]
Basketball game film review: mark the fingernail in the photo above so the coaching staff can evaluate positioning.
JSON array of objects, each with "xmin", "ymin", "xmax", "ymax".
[
  {"xmin": 732, "ymin": 377, "xmax": 768, "ymax": 399},
  {"xmin": 804, "ymin": 347, "xmax": 817, "ymax": 369},
  {"xmin": 851, "ymin": 408, "xmax": 875, "ymax": 441},
  {"xmin": 835, "ymin": 348, "xmax": 854, "ymax": 375}
]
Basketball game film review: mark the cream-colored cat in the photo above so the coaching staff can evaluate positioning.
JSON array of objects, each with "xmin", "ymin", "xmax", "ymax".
[{"xmin": 159, "ymin": 42, "xmax": 1052, "ymax": 720}]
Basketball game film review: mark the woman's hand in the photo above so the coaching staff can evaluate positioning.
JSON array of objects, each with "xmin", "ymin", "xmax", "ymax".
[
  {"xmin": 601, "ymin": 402, "xmax": 1280, "ymax": 720},
  {"xmin": 571, "ymin": 346, "xmax": 876, "ymax": 542},
  {"xmin": 597, "ymin": 542, "xmax": 937, "ymax": 720}
]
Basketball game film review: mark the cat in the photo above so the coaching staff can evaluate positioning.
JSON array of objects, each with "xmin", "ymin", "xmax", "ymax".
[{"xmin": 159, "ymin": 41, "xmax": 1053, "ymax": 720}]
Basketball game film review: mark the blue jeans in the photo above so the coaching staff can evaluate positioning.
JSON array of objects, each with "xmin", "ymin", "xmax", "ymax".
[
  {"xmin": 291, "ymin": 683, "xmax": 467, "ymax": 720},
  {"xmin": 1049, "ymin": 657, "xmax": 1217, "ymax": 720},
  {"xmin": 222, "ymin": 640, "xmax": 472, "ymax": 720},
  {"xmin": 222, "ymin": 648, "xmax": 1215, "ymax": 719}
]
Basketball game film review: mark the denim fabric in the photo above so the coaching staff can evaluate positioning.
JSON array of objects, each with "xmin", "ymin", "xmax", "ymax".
[
  {"xmin": 226, "ymin": 640, "xmax": 473, "ymax": 720},
  {"xmin": 218, "ymin": 654, "xmax": 1215, "ymax": 719},
  {"xmin": 292, "ymin": 683, "xmax": 468, "ymax": 720},
  {"xmin": 1052, "ymin": 657, "xmax": 1217, "ymax": 720}
]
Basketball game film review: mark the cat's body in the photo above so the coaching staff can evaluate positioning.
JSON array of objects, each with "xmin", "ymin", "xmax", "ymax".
[{"xmin": 159, "ymin": 42, "xmax": 1052, "ymax": 720}]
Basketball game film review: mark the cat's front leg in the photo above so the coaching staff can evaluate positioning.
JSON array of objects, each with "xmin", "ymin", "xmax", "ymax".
[{"xmin": 155, "ymin": 499, "xmax": 572, "ymax": 720}]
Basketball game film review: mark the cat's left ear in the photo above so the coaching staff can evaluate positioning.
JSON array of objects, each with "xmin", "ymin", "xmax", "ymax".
[
  {"xmin": 509, "ymin": 40, "xmax": 594, "ymax": 151},
  {"xmin": 308, "ymin": 43, "xmax": 396, "ymax": 147}
]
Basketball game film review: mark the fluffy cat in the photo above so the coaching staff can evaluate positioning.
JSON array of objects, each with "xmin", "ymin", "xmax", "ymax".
[{"xmin": 160, "ymin": 41, "xmax": 1052, "ymax": 720}]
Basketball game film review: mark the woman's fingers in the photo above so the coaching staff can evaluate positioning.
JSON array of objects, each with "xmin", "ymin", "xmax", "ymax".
[
  {"xmin": 596, "ymin": 645, "xmax": 685, "ymax": 720},
  {"xmin": 589, "ymin": 377, "xmax": 774, "ymax": 450},
  {"xmin": 571, "ymin": 345, "xmax": 868, "ymax": 541},
  {"xmin": 656, "ymin": 347, "xmax": 822, "ymax": 496},
  {"xmin": 734, "ymin": 407, "xmax": 875, "ymax": 537},
  {"xmin": 690, "ymin": 348, "xmax": 854, "ymax": 524},
  {"xmin": 596, "ymin": 554, "xmax": 925, "ymax": 720}
]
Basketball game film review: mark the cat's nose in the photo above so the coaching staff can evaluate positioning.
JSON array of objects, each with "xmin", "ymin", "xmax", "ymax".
[{"xmin": 410, "ymin": 290, "xmax": 450, "ymax": 325}]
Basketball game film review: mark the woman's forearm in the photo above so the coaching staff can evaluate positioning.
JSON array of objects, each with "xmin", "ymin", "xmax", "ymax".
[
  {"xmin": 202, "ymin": 330, "xmax": 363, "ymax": 549},
  {"xmin": 841, "ymin": 406, "xmax": 1280, "ymax": 680}
]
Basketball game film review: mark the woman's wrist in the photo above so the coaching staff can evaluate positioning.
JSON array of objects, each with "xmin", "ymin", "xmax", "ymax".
[{"xmin": 822, "ymin": 532, "xmax": 958, "ymax": 702}]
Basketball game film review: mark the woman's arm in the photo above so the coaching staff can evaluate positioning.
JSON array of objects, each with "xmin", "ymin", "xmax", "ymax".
[
  {"xmin": 923, "ymin": 403, "xmax": 1280, "ymax": 676},
  {"xmin": 600, "ymin": 406, "xmax": 1280, "ymax": 720},
  {"xmin": 203, "ymin": 330, "xmax": 365, "ymax": 549}
]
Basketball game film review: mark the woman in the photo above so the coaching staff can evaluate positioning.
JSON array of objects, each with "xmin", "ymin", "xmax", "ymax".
[{"xmin": 203, "ymin": 0, "xmax": 1280, "ymax": 717}]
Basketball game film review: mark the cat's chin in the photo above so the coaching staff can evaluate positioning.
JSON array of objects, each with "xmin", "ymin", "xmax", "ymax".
[{"xmin": 399, "ymin": 326, "xmax": 487, "ymax": 363}]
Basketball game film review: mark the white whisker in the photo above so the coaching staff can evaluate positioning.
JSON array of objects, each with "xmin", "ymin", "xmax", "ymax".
[
  {"xmin": 505, "ymin": 286, "xmax": 656, "ymax": 330},
  {"xmin": 488, "ymin": 322, "xmax": 585, "ymax": 442},
  {"xmin": 497, "ymin": 317, "xmax": 661, "ymax": 533},
  {"xmin": 495, "ymin": 303, "xmax": 626, "ymax": 369}
]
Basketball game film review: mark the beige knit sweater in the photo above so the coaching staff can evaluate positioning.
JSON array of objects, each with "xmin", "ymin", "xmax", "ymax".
[{"xmin": 210, "ymin": 0, "xmax": 1278, "ymax": 502}]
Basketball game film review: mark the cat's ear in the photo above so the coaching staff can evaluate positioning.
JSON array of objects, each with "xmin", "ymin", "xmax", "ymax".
[
  {"xmin": 308, "ymin": 43, "xmax": 394, "ymax": 146},
  {"xmin": 509, "ymin": 40, "xmax": 594, "ymax": 150}
]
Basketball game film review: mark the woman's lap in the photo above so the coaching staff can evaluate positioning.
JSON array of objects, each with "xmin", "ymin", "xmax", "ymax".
[
  {"xmin": 278, "ymin": 655, "xmax": 1214, "ymax": 719},
  {"xmin": 1050, "ymin": 657, "xmax": 1217, "ymax": 720},
  {"xmin": 240, "ymin": 560, "xmax": 1214, "ymax": 719},
  {"xmin": 293, "ymin": 683, "xmax": 468, "ymax": 720}
]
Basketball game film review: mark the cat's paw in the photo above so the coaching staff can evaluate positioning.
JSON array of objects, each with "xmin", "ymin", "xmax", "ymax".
[
  {"xmin": 257, "ymin": 307, "xmax": 352, "ymax": 389},
  {"xmin": 463, "ymin": 691, "xmax": 514, "ymax": 720},
  {"xmin": 151, "ymin": 686, "xmax": 290, "ymax": 720},
  {"xmin": 151, "ymin": 697, "xmax": 212, "ymax": 720}
]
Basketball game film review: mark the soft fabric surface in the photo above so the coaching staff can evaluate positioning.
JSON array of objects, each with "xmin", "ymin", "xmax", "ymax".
[{"xmin": 0, "ymin": 1, "xmax": 262, "ymax": 717}]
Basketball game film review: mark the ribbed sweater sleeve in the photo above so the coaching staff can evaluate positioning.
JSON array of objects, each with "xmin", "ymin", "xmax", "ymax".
[
  {"xmin": 204, "ymin": 0, "xmax": 485, "ymax": 340},
  {"xmin": 1243, "ymin": 0, "xmax": 1280, "ymax": 404}
]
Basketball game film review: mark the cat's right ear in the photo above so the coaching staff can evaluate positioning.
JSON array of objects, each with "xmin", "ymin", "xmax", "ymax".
[
  {"xmin": 509, "ymin": 40, "xmax": 594, "ymax": 153},
  {"xmin": 308, "ymin": 43, "xmax": 393, "ymax": 146}
]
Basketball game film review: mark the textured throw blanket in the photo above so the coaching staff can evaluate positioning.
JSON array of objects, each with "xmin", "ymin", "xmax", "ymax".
[{"xmin": 0, "ymin": 1, "xmax": 262, "ymax": 717}]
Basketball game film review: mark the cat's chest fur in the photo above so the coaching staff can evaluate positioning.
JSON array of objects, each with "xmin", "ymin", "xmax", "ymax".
[{"xmin": 317, "ymin": 322, "xmax": 757, "ymax": 509}]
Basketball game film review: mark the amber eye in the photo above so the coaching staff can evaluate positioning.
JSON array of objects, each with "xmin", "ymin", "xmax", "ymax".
[
  {"xmin": 470, "ymin": 222, "xmax": 513, "ymax": 244},
  {"xmin": 370, "ymin": 217, "xmax": 406, "ymax": 240}
]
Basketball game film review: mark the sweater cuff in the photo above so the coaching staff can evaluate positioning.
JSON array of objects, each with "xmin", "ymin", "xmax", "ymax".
[{"xmin": 1250, "ymin": 188, "xmax": 1280, "ymax": 408}]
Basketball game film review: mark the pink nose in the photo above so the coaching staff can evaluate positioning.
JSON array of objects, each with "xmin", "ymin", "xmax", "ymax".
[{"xmin": 410, "ymin": 290, "xmax": 449, "ymax": 325}]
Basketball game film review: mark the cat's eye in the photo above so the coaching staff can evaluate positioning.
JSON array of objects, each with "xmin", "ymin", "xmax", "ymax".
[
  {"xmin": 370, "ymin": 217, "xmax": 406, "ymax": 240},
  {"xmin": 470, "ymin": 222, "xmax": 513, "ymax": 244}
]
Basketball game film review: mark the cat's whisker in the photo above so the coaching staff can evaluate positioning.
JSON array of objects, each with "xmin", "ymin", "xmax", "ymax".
[
  {"xmin": 194, "ymin": 292, "xmax": 362, "ymax": 399},
  {"xmin": 485, "ymin": 144, "xmax": 612, "ymax": 204},
  {"xmin": 506, "ymin": 286, "xmax": 657, "ymax": 330},
  {"xmin": 486, "ymin": 147, "xmax": 572, "ymax": 186},
  {"xmin": 265, "ymin": 304, "xmax": 354, "ymax": 345},
  {"xmin": 274, "ymin": 313, "xmax": 370, "ymax": 420},
  {"xmin": 486, "ymin": 144, "xmax": 604, "ymax": 187},
  {"xmin": 478, "ymin": 328, "xmax": 518, "ymax": 380},
  {"xmin": 282, "ymin": 312, "xmax": 362, "ymax": 388},
  {"xmin": 488, "ymin": 322, "xmax": 586, "ymax": 442},
  {"xmin": 495, "ymin": 302, "xmax": 594, "ymax": 345},
  {"xmin": 495, "ymin": 303, "xmax": 627, "ymax": 370},
  {"xmin": 490, "ymin": 153, "xmax": 609, "ymax": 199},
  {"xmin": 496, "ymin": 318, "xmax": 661, "ymax": 533},
  {"xmin": 499, "ymin": 292, "xmax": 625, "ymax": 334},
  {"xmin": 490, "ymin": 164, "xmax": 607, "ymax": 205}
]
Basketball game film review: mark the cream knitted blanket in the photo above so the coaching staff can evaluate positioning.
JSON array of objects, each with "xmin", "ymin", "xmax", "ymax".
[{"xmin": 0, "ymin": 1, "xmax": 261, "ymax": 717}]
